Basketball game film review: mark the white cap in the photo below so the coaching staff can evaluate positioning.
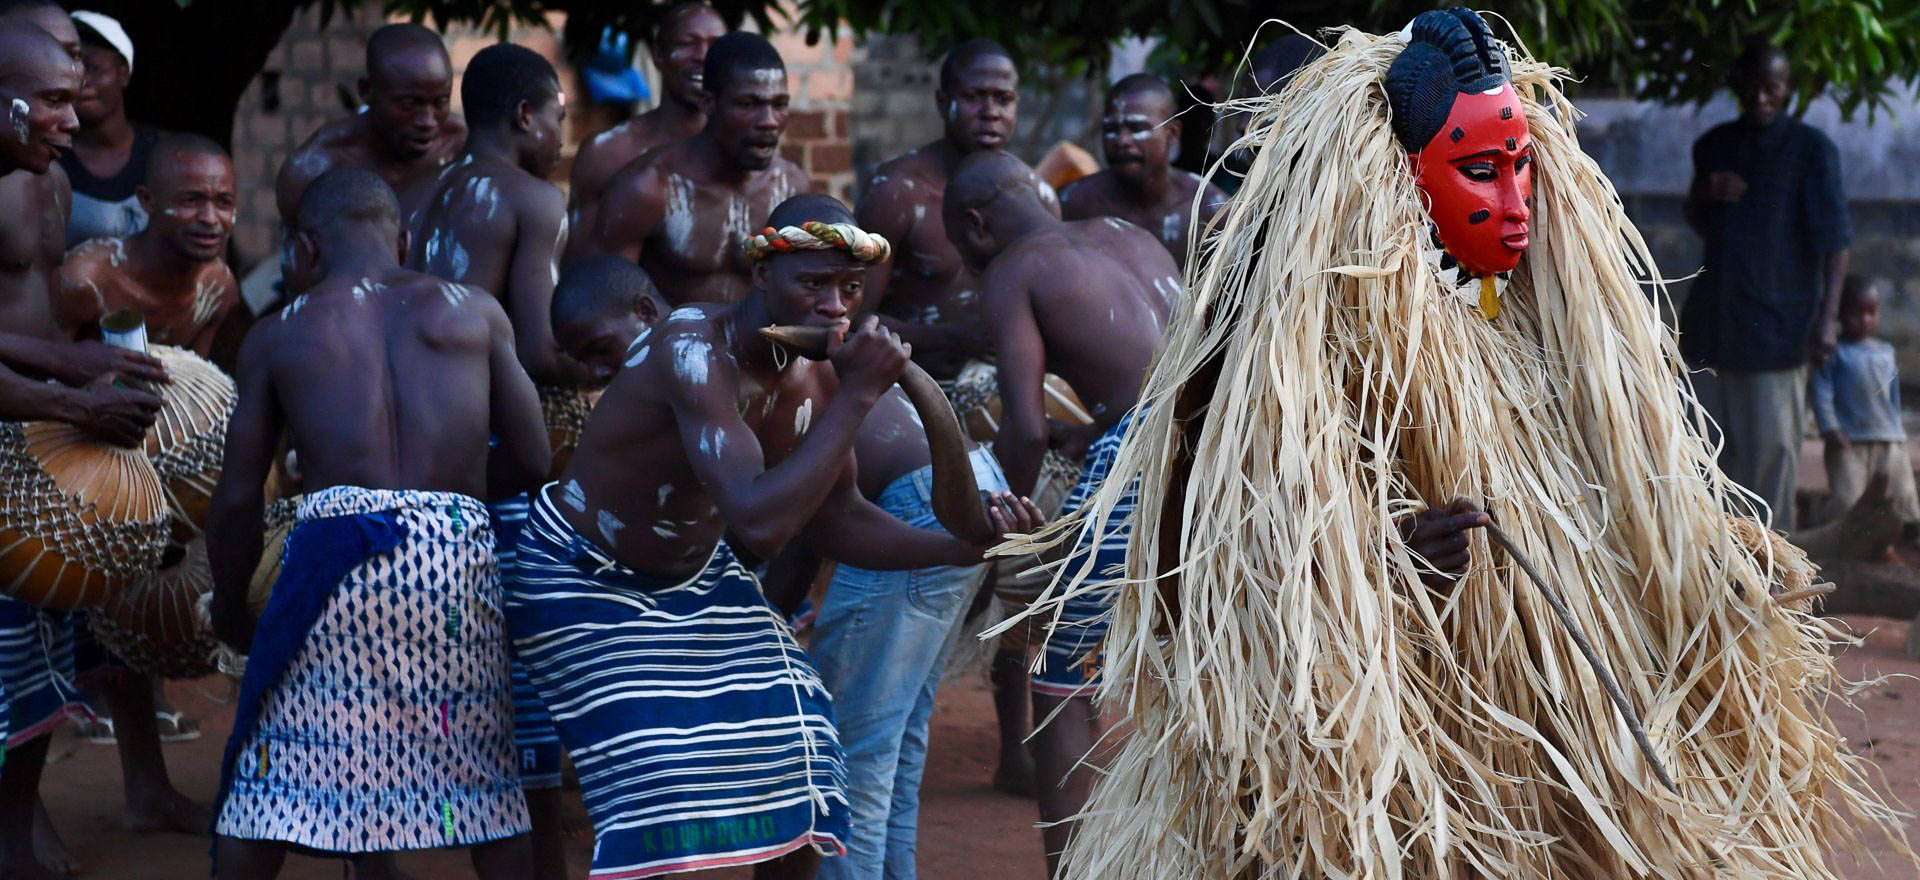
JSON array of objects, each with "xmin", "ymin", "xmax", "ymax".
[{"xmin": 70, "ymin": 11, "xmax": 133, "ymax": 74}]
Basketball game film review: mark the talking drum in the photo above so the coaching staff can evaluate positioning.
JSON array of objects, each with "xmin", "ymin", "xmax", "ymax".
[
  {"xmin": 0, "ymin": 420, "xmax": 171, "ymax": 609},
  {"xmin": 144, "ymin": 345, "xmax": 236, "ymax": 541},
  {"xmin": 540, "ymin": 384, "xmax": 604, "ymax": 479},
  {"xmin": 89, "ymin": 538, "xmax": 220, "ymax": 680}
]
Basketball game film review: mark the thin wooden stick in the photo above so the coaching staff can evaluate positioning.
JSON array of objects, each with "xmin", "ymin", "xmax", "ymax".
[{"xmin": 1473, "ymin": 504, "xmax": 1681, "ymax": 797}]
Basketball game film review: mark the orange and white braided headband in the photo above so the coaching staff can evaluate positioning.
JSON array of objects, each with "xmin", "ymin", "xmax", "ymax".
[{"xmin": 743, "ymin": 221, "xmax": 892, "ymax": 264}]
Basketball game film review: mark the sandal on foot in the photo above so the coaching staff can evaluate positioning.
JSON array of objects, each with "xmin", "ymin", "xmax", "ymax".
[
  {"xmin": 155, "ymin": 711, "xmax": 201, "ymax": 743},
  {"xmin": 79, "ymin": 717, "xmax": 115, "ymax": 746}
]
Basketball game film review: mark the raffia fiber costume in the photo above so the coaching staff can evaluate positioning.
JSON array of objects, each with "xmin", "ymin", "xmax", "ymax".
[{"xmin": 995, "ymin": 22, "xmax": 1913, "ymax": 879}]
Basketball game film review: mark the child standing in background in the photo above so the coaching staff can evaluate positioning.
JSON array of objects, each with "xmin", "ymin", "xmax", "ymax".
[{"xmin": 1812, "ymin": 275, "xmax": 1920, "ymax": 526}]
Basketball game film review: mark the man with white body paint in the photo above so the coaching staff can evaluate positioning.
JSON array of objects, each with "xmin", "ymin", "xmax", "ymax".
[
  {"xmin": 275, "ymin": 23, "xmax": 467, "ymax": 230},
  {"xmin": 944, "ymin": 151, "xmax": 1175, "ymax": 877},
  {"xmin": 59, "ymin": 133, "xmax": 244, "ymax": 366},
  {"xmin": 567, "ymin": 2, "xmax": 726, "ymax": 247},
  {"xmin": 1060, "ymin": 73, "xmax": 1227, "ymax": 272},
  {"xmin": 408, "ymin": 42, "xmax": 584, "ymax": 880},
  {"xmin": 0, "ymin": 19, "xmax": 171, "ymax": 880},
  {"xmin": 506, "ymin": 193, "xmax": 1039, "ymax": 880},
  {"xmin": 583, "ymin": 31, "xmax": 808, "ymax": 306},
  {"xmin": 209, "ymin": 166, "xmax": 547, "ymax": 879},
  {"xmin": 855, "ymin": 38, "xmax": 1054, "ymax": 383}
]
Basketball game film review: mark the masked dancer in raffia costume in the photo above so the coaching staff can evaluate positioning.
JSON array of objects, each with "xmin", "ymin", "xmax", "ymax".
[{"xmin": 994, "ymin": 10, "xmax": 1914, "ymax": 878}]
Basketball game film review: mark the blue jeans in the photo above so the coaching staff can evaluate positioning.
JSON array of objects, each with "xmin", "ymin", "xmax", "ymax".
[{"xmin": 811, "ymin": 448, "xmax": 1007, "ymax": 880}]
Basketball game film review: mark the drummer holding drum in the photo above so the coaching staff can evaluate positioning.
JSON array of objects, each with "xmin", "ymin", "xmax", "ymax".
[{"xmin": 0, "ymin": 18, "xmax": 175, "ymax": 879}]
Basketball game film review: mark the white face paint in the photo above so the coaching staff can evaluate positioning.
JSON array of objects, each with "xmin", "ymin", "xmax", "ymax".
[
  {"xmin": 10, "ymin": 97, "xmax": 31, "ymax": 143},
  {"xmin": 1161, "ymin": 212, "xmax": 1181, "ymax": 243},
  {"xmin": 561, "ymin": 479, "xmax": 588, "ymax": 512},
  {"xmin": 596, "ymin": 509, "xmax": 625, "ymax": 546},
  {"xmin": 652, "ymin": 523, "xmax": 679, "ymax": 539},
  {"xmin": 671, "ymin": 337, "xmax": 712, "ymax": 385},
  {"xmin": 749, "ymin": 68, "xmax": 785, "ymax": 86},
  {"xmin": 106, "ymin": 238, "xmax": 127, "ymax": 266},
  {"xmin": 912, "ymin": 204, "xmax": 925, "ymax": 223},
  {"xmin": 903, "ymin": 178, "xmax": 916, "ymax": 191},
  {"xmin": 793, "ymin": 398, "xmax": 813, "ymax": 436},
  {"xmin": 664, "ymin": 173, "xmax": 697, "ymax": 256},
  {"xmin": 946, "ymin": 100, "xmax": 958, "ymax": 123},
  {"xmin": 666, "ymin": 307, "xmax": 704, "ymax": 324},
  {"xmin": 590, "ymin": 128, "xmax": 619, "ymax": 147}
]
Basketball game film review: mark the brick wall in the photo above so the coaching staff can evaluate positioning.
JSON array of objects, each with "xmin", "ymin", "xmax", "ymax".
[
  {"xmin": 227, "ymin": 8, "xmax": 863, "ymax": 270},
  {"xmin": 766, "ymin": 24, "xmax": 859, "ymax": 202}
]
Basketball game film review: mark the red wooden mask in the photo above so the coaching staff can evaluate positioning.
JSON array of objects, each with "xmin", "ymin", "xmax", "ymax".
[{"xmin": 1409, "ymin": 86, "xmax": 1532, "ymax": 278}]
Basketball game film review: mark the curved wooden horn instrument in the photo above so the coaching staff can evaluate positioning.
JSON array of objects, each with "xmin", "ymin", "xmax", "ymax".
[{"xmin": 760, "ymin": 325, "xmax": 996, "ymax": 545}]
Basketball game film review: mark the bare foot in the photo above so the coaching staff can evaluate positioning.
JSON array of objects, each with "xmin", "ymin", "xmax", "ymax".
[
  {"xmin": 29, "ymin": 801, "xmax": 74, "ymax": 876},
  {"xmin": 123, "ymin": 787, "xmax": 212, "ymax": 835}
]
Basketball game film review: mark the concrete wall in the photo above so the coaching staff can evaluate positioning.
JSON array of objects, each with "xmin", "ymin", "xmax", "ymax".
[{"xmin": 1579, "ymin": 87, "xmax": 1920, "ymax": 381}]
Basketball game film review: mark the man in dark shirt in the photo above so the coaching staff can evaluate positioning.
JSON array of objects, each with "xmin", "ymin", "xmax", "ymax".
[
  {"xmin": 1681, "ymin": 42, "xmax": 1850, "ymax": 532},
  {"xmin": 58, "ymin": 11, "xmax": 162, "ymax": 247}
]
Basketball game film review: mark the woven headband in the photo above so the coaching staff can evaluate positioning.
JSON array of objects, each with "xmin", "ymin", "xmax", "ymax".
[{"xmin": 743, "ymin": 221, "xmax": 892, "ymax": 264}]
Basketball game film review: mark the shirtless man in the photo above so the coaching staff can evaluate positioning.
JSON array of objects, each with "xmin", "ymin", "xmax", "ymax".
[
  {"xmin": 549, "ymin": 254, "xmax": 664, "ymax": 381},
  {"xmin": 855, "ymin": 39, "xmax": 1058, "ymax": 381},
  {"xmin": 0, "ymin": 21, "xmax": 168, "ymax": 880},
  {"xmin": 413, "ymin": 43, "xmax": 585, "ymax": 386},
  {"xmin": 274, "ymin": 23, "xmax": 466, "ymax": 228},
  {"xmin": 407, "ymin": 42, "xmax": 584, "ymax": 879},
  {"xmin": 209, "ymin": 167, "xmax": 546, "ymax": 880},
  {"xmin": 51, "ymin": 131, "xmax": 237, "ymax": 848},
  {"xmin": 945, "ymin": 151, "xmax": 1176, "ymax": 876},
  {"xmin": 59, "ymin": 133, "xmax": 243, "ymax": 364},
  {"xmin": 1060, "ymin": 74, "xmax": 1227, "ymax": 271},
  {"xmin": 580, "ymin": 31, "xmax": 807, "ymax": 305},
  {"xmin": 568, "ymin": 2, "xmax": 725, "ymax": 239},
  {"xmin": 507, "ymin": 194, "xmax": 1036, "ymax": 879}
]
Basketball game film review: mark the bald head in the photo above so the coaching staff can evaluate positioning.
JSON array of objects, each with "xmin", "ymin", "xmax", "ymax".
[
  {"xmin": 0, "ymin": 18, "xmax": 69, "ymax": 87},
  {"xmin": 0, "ymin": 20, "xmax": 80, "ymax": 174},
  {"xmin": 366, "ymin": 24, "xmax": 448, "ymax": 82},
  {"xmin": 0, "ymin": 0, "xmax": 77, "ymax": 56},
  {"xmin": 944, "ymin": 152, "xmax": 1055, "ymax": 270},
  {"xmin": 766, "ymin": 193, "xmax": 855, "ymax": 230},
  {"xmin": 295, "ymin": 167, "xmax": 400, "ymax": 236},
  {"xmin": 948, "ymin": 151, "xmax": 1046, "ymax": 216},
  {"xmin": 1109, "ymin": 72, "xmax": 1173, "ymax": 111}
]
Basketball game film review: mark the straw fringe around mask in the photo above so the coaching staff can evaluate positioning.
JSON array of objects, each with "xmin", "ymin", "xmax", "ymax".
[{"xmin": 986, "ymin": 24, "xmax": 1915, "ymax": 879}]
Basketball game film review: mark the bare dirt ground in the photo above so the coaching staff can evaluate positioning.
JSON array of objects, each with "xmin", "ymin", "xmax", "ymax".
[{"xmin": 34, "ymin": 615, "xmax": 1920, "ymax": 879}]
